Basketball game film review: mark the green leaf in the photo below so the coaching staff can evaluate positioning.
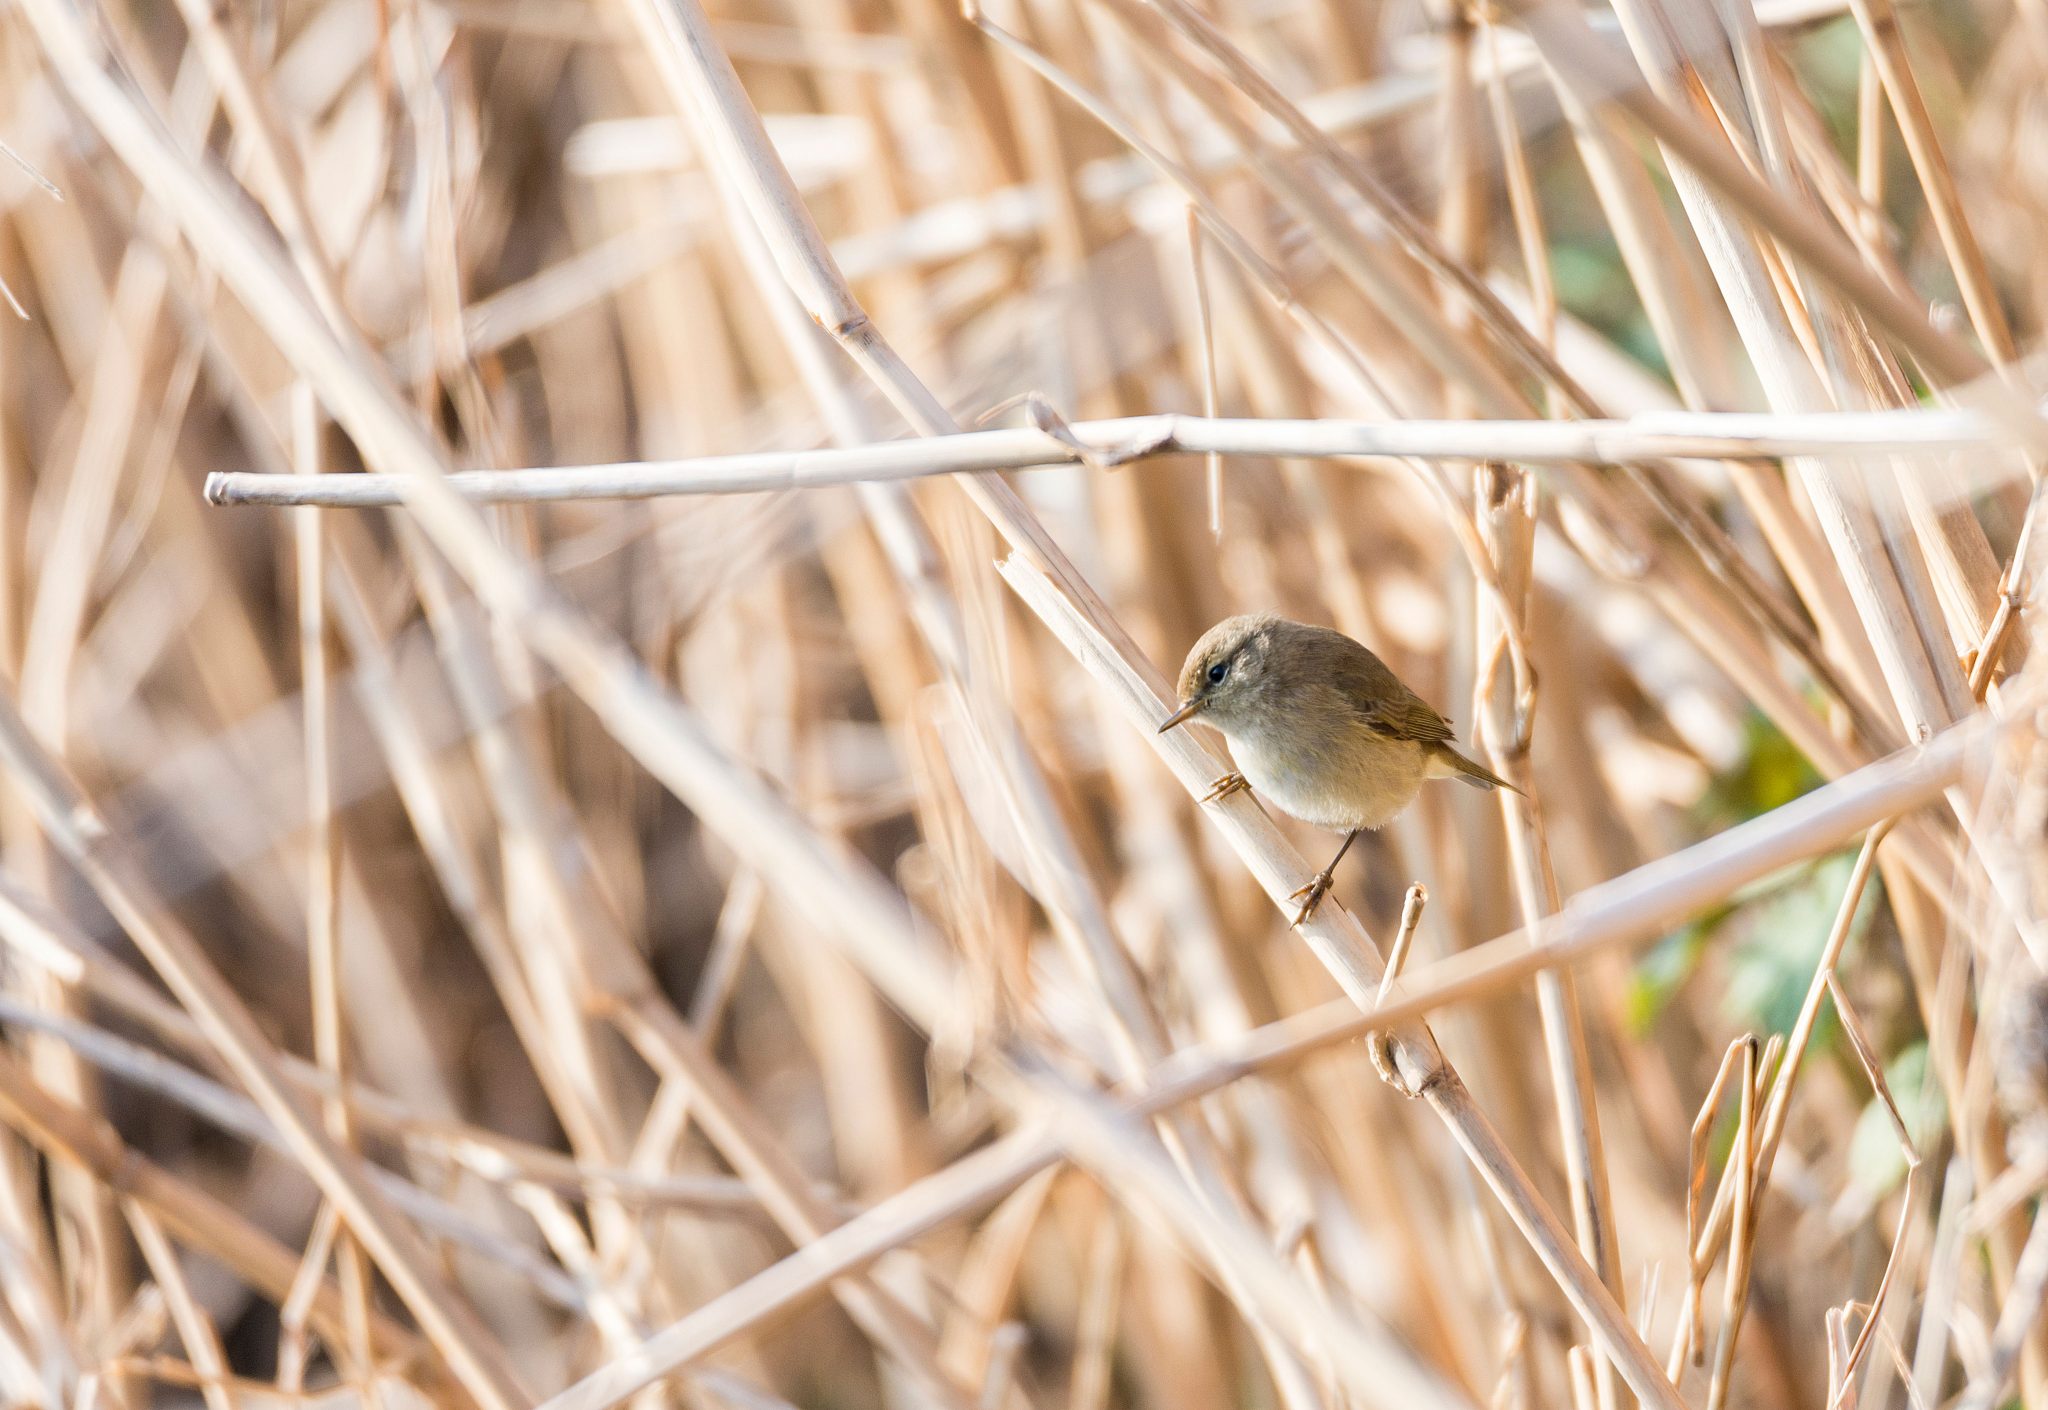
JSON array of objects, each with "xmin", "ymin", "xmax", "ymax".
[
  {"xmin": 1629, "ymin": 912, "xmax": 1724, "ymax": 1034},
  {"xmin": 1698, "ymin": 711, "xmax": 1823, "ymax": 830},
  {"xmin": 1632, "ymin": 712, "xmax": 1832, "ymax": 1032},
  {"xmin": 1722, "ymin": 850, "xmax": 1877, "ymax": 1043}
]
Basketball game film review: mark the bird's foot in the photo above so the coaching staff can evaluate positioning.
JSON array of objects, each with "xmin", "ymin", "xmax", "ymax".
[
  {"xmin": 1202, "ymin": 771, "xmax": 1250, "ymax": 804},
  {"xmin": 1289, "ymin": 870, "xmax": 1336, "ymax": 928}
]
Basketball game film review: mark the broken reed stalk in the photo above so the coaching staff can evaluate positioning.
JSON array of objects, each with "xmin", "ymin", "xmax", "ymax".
[
  {"xmin": 1678, "ymin": 1038, "xmax": 1750, "ymax": 1374},
  {"xmin": 289, "ymin": 382, "xmax": 373, "ymax": 1372},
  {"xmin": 4, "ymin": 498, "xmax": 1998, "ymax": 1410},
  {"xmin": 1670, "ymin": 822, "xmax": 1897, "ymax": 1359},
  {"xmin": 0, "ymin": 1043, "xmax": 423, "ymax": 1372},
  {"xmin": 64, "ymin": 22, "xmax": 1998, "ymax": 1360},
  {"xmin": 610, "ymin": 0, "xmax": 1674, "ymax": 1398},
  {"xmin": 1003, "ymin": 551, "xmax": 1695, "ymax": 1410},
  {"xmin": 199, "ymin": 405, "xmax": 2033, "ymax": 506},
  {"xmin": 0, "ymin": 686, "xmax": 536, "ymax": 1410},
  {"xmin": 11, "ymin": 21, "xmax": 1543, "ymax": 1410},
  {"xmin": 1824, "ymin": 974, "xmax": 1923, "ymax": 1403},
  {"xmin": 1704, "ymin": 1037, "xmax": 1761, "ymax": 1410},
  {"xmin": 12, "ymin": 2, "xmax": 2048, "ymax": 1410},
  {"xmin": 125, "ymin": 1202, "xmax": 235, "ymax": 1410},
  {"xmin": 1473, "ymin": 463, "xmax": 1628, "ymax": 1398},
  {"xmin": 0, "ymin": 688, "xmax": 1990, "ymax": 1322},
  {"xmin": 1507, "ymin": 0, "xmax": 1994, "ymax": 399},
  {"xmin": 0, "ymin": 873, "xmax": 770, "ymax": 1216},
  {"xmin": 1958, "ymin": 1203, "xmax": 2048, "ymax": 1410},
  {"xmin": 277, "ymin": 1206, "xmax": 348, "ymax": 1390}
]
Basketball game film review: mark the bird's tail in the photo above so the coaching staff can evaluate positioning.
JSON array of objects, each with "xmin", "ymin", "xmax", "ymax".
[{"xmin": 1430, "ymin": 744, "xmax": 1524, "ymax": 795}]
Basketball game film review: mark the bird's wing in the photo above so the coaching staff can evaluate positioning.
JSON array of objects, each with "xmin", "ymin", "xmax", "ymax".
[
  {"xmin": 1306, "ymin": 626, "xmax": 1461, "ymax": 744},
  {"xmin": 1331, "ymin": 649, "xmax": 1457, "ymax": 743},
  {"xmin": 1355, "ymin": 688, "xmax": 1457, "ymax": 744}
]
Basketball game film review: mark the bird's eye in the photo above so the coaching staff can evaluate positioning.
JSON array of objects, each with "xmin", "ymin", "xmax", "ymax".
[{"xmin": 1207, "ymin": 661, "xmax": 1229, "ymax": 685}]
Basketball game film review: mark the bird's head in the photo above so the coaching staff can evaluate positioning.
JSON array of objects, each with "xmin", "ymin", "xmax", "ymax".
[{"xmin": 1159, "ymin": 613, "xmax": 1281, "ymax": 736}]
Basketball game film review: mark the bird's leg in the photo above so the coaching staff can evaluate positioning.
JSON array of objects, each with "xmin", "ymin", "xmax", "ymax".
[
  {"xmin": 1289, "ymin": 830, "xmax": 1360, "ymax": 927},
  {"xmin": 1202, "ymin": 771, "xmax": 1250, "ymax": 803}
]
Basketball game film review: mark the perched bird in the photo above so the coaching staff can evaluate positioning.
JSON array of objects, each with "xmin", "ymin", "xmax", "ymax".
[{"xmin": 1158, "ymin": 613, "xmax": 1514, "ymax": 925}]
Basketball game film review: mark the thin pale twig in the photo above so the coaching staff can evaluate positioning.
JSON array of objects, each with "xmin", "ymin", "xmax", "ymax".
[{"xmin": 201, "ymin": 406, "xmax": 2040, "ymax": 507}]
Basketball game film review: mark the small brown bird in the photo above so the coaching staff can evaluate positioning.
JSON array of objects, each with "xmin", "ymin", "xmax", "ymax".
[{"xmin": 1158, "ymin": 613, "xmax": 1513, "ymax": 925}]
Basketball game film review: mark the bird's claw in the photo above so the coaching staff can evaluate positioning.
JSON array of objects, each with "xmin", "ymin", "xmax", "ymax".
[
  {"xmin": 1289, "ymin": 870, "xmax": 1335, "ymax": 928},
  {"xmin": 1202, "ymin": 771, "xmax": 1250, "ymax": 804}
]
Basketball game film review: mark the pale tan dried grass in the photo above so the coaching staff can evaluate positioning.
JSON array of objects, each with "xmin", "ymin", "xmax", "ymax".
[{"xmin": 0, "ymin": 1, "xmax": 2039, "ymax": 1410}]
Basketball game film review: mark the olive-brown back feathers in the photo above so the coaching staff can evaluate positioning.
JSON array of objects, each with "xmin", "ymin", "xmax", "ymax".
[
  {"xmin": 1281, "ymin": 623, "xmax": 1455, "ymax": 745},
  {"xmin": 1175, "ymin": 614, "xmax": 1452, "ymax": 745}
]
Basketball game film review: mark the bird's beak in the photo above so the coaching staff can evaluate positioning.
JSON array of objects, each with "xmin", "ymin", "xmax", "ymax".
[{"xmin": 1157, "ymin": 699, "xmax": 1202, "ymax": 734}]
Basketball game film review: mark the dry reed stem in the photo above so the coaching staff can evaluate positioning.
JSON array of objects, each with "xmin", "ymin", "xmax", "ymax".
[
  {"xmin": 13, "ymin": 229, "xmax": 164, "ymax": 1363},
  {"xmin": 291, "ymin": 383, "xmax": 374, "ymax": 1376},
  {"xmin": 1958, "ymin": 1201, "xmax": 2048, "ymax": 1410},
  {"xmin": 480, "ymin": 514, "xmax": 1976, "ymax": 1410},
  {"xmin": 0, "ymin": 1044, "xmax": 423, "ymax": 1371},
  {"xmin": 1841, "ymin": 0, "xmax": 2015, "ymax": 364},
  {"xmin": 608, "ymin": 0, "xmax": 1675, "ymax": 1399},
  {"xmin": 1184, "ymin": 211, "xmax": 1224, "ymax": 539},
  {"xmin": 1704, "ymin": 1036, "xmax": 1760, "ymax": 1410},
  {"xmin": 6, "ymin": 2, "xmax": 2044, "ymax": 1409},
  {"xmin": 1001, "ymin": 551, "xmax": 1673, "ymax": 1410},
  {"xmin": 15, "ymin": 29, "xmax": 1479, "ymax": 1410},
  {"xmin": 0, "ymin": 687, "xmax": 533, "ymax": 1410},
  {"xmin": 202, "ymin": 405, "xmax": 2037, "ymax": 506},
  {"xmin": 9, "ymin": 14, "xmax": 977, "ymax": 1401},
  {"xmin": 1473, "ymin": 463, "xmax": 1625, "ymax": 1410},
  {"xmin": 1823, "ymin": 973, "xmax": 1921, "ymax": 1405},
  {"xmin": 277, "ymin": 1206, "xmax": 347, "ymax": 1392},
  {"xmin": 1672, "ymin": 822, "xmax": 1896, "ymax": 1360},
  {"xmin": 1508, "ymin": 0, "xmax": 1996, "ymax": 397},
  {"xmin": 1067, "ymin": 1200, "xmax": 1126, "ymax": 1410},
  {"xmin": 125, "ymin": 1203, "xmax": 234, "ymax": 1410},
  {"xmin": 1677, "ymin": 1038, "xmax": 1749, "ymax": 1374},
  {"xmin": 1911, "ymin": 1154, "xmax": 1974, "ymax": 1404},
  {"xmin": 0, "ymin": 872, "xmax": 770, "ymax": 1216}
]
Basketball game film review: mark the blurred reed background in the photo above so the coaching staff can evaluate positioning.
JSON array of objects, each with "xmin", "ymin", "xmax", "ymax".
[{"xmin": 0, "ymin": 0, "xmax": 2043, "ymax": 1409}]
